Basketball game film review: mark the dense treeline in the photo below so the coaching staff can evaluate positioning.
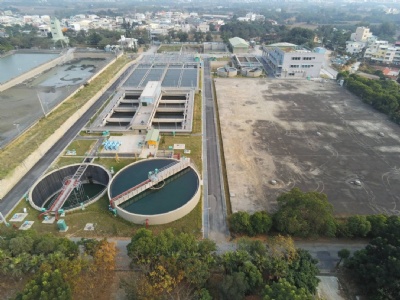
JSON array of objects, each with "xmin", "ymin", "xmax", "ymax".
[
  {"xmin": 124, "ymin": 228, "xmax": 320, "ymax": 299},
  {"xmin": 344, "ymin": 216, "xmax": 400, "ymax": 299},
  {"xmin": 229, "ymin": 188, "xmax": 400, "ymax": 240},
  {"xmin": 338, "ymin": 72, "xmax": 400, "ymax": 123},
  {"xmin": 0, "ymin": 231, "xmax": 116, "ymax": 300}
]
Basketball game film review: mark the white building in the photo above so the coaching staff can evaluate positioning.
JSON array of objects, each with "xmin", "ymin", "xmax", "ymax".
[
  {"xmin": 346, "ymin": 41, "xmax": 365, "ymax": 55},
  {"xmin": 140, "ymin": 81, "xmax": 161, "ymax": 106},
  {"xmin": 364, "ymin": 40, "xmax": 396, "ymax": 64},
  {"xmin": 197, "ymin": 23, "xmax": 209, "ymax": 33},
  {"xmin": 262, "ymin": 42, "xmax": 324, "ymax": 78},
  {"xmin": 50, "ymin": 17, "xmax": 69, "ymax": 45},
  {"xmin": 394, "ymin": 42, "xmax": 400, "ymax": 65},
  {"xmin": 118, "ymin": 35, "xmax": 138, "ymax": 49}
]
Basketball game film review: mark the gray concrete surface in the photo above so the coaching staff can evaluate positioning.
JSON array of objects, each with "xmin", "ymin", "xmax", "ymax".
[
  {"xmin": 203, "ymin": 59, "xmax": 229, "ymax": 241},
  {"xmin": 216, "ymin": 78, "xmax": 400, "ymax": 216}
]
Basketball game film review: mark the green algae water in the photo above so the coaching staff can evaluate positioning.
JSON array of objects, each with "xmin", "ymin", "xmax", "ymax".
[{"xmin": 110, "ymin": 159, "xmax": 199, "ymax": 215}]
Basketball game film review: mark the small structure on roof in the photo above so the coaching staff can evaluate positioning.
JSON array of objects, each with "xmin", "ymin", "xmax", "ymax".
[
  {"xmin": 145, "ymin": 128, "xmax": 160, "ymax": 149},
  {"xmin": 140, "ymin": 81, "xmax": 161, "ymax": 106}
]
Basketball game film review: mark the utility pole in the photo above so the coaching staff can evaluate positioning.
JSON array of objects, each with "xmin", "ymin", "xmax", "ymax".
[{"xmin": 37, "ymin": 92, "xmax": 47, "ymax": 117}]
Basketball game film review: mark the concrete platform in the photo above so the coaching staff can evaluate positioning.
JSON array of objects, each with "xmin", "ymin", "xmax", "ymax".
[
  {"xmin": 19, "ymin": 221, "xmax": 34, "ymax": 230},
  {"xmin": 42, "ymin": 216, "xmax": 56, "ymax": 224},
  {"xmin": 101, "ymin": 135, "xmax": 145, "ymax": 154},
  {"xmin": 9, "ymin": 213, "xmax": 28, "ymax": 222},
  {"xmin": 84, "ymin": 223, "xmax": 95, "ymax": 231}
]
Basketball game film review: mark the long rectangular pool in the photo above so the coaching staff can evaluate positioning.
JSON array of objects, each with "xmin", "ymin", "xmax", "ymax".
[{"xmin": 0, "ymin": 53, "xmax": 59, "ymax": 84}]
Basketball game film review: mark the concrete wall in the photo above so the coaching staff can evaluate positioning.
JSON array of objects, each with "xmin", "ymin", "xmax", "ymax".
[
  {"xmin": 0, "ymin": 54, "xmax": 141, "ymax": 201},
  {"xmin": 210, "ymin": 61, "xmax": 231, "ymax": 71},
  {"xmin": 115, "ymin": 165, "xmax": 201, "ymax": 225}
]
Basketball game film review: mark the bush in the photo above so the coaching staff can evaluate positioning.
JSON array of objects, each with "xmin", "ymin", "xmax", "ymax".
[
  {"xmin": 229, "ymin": 211, "xmax": 252, "ymax": 235},
  {"xmin": 273, "ymin": 188, "xmax": 336, "ymax": 237},
  {"xmin": 366, "ymin": 214, "xmax": 387, "ymax": 238},
  {"xmin": 250, "ymin": 211, "xmax": 272, "ymax": 235},
  {"xmin": 346, "ymin": 215, "xmax": 371, "ymax": 237}
]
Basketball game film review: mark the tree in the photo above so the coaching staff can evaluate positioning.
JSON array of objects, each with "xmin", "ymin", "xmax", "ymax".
[
  {"xmin": 220, "ymin": 272, "xmax": 249, "ymax": 300},
  {"xmin": 228, "ymin": 211, "xmax": 252, "ymax": 235},
  {"xmin": 126, "ymin": 229, "xmax": 216, "ymax": 298},
  {"xmin": 205, "ymin": 32, "xmax": 213, "ymax": 42},
  {"xmin": 9, "ymin": 236, "xmax": 34, "ymax": 256},
  {"xmin": 346, "ymin": 215, "xmax": 371, "ymax": 237},
  {"xmin": 285, "ymin": 27, "xmax": 315, "ymax": 48},
  {"xmin": 337, "ymin": 248, "xmax": 350, "ymax": 267},
  {"xmin": 177, "ymin": 31, "xmax": 188, "ymax": 42},
  {"xmin": 366, "ymin": 214, "xmax": 387, "ymax": 237},
  {"xmin": 263, "ymin": 279, "xmax": 313, "ymax": 300},
  {"xmin": 273, "ymin": 188, "xmax": 336, "ymax": 237},
  {"xmin": 286, "ymin": 249, "xmax": 319, "ymax": 294},
  {"xmin": 250, "ymin": 211, "xmax": 272, "ymax": 235},
  {"xmin": 87, "ymin": 31, "xmax": 102, "ymax": 46},
  {"xmin": 345, "ymin": 217, "xmax": 400, "ymax": 299},
  {"xmin": 15, "ymin": 269, "xmax": 72, "ymax": 300}
]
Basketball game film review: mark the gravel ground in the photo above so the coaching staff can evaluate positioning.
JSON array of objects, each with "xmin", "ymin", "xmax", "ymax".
[{"xmin": 216, "ymin": 77, "xmax": 400, "ymax": 216}]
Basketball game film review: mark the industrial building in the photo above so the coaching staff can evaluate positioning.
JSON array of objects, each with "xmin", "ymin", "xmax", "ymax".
[
  {"xmin": 262, "ymin": 42, "xmax": 324, "ymax": 78},
  {"xmin": 228, "ymin": 37, "xmax": 249, "ymax": 54}
]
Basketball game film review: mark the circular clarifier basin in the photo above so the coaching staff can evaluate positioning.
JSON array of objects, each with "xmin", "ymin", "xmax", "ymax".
[
  {"xmin": 108, "ymin": 158, "xmax": 200, "ymax": 225},
  {"xmin": 29, "ymin": 164, "xmax": 111, "ymax": 212}
]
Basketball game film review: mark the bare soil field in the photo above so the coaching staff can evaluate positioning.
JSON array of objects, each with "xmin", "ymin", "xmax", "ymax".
[{"xmin": 215, "ymin": 78, "xmax": 400, "ymax": 216}]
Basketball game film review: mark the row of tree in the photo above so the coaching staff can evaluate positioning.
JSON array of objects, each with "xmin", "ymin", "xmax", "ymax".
[
  {"xmin": 124, "ymin": 228, "xmax": 320, "ymax": 299},
  {"xmin": 229, "ymin": 188, "xmax": 400, "ymax": 239},
  {"xmin": 0, "ymin": 231, "xmax": 116, "ymax": 300},
  {"xmin": 338, "ymin": 72, "xmax": 400, "ymax": 124},
  {"xmin": 342, "ymin": 215, "xmax": 400, "ymax": 299}
]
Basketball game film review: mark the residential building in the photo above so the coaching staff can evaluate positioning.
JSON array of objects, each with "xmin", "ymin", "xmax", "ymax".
[
  {"xmin": 262, "ymin": 42, "xmax": 324, "ymax": 78},
  {"xmin": 364, "ymin": 40, "xmax": 396, "ymax": 64},
  {"xmin": 118, "ymin": 35, "xmax": 138, "ymax": 49},
  {"xmin": 346, "ymin": 41, "xmax": 365, "ymax": 54},
  {"xmin": 197, "ymin": 23, "xmax": 209, "ymax": 33},
  {"xmin": 229, "ymin": 37, "xmax": 249, "ymax": 54},
  {"xmin": 394, "ymin": 42, "xmax": 400, "ymax": 65},
  {"xmin": 350, "ymin": 27, "xmax": 373, "ymax": 43}
]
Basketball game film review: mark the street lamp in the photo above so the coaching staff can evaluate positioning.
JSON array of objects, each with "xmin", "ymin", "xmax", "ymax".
[
  {"xmin": 13, "ymin": 123, "xmax": 21, "ymax": 134},
  {"xmin": 37, "ymin": 92, "xmax": 47, "ymax": 117}
]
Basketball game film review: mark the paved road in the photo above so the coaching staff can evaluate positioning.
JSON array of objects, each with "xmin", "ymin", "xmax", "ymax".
[
  {"xmin": 296, "ymin": 240, "xmax": 367, "ymax": 273},
  {"xmin": 203, "ymin": 59, "xmax": 229, "ymax": 241},
  {"xmin": 0, "ymin": 65, "xmax": 135, "ymax": 217}
]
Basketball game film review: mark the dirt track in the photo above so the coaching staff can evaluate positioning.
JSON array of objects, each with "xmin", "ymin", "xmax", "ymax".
[{"xmin": 216, "ymin": 78, "xmax": 400, "ymax": 216}]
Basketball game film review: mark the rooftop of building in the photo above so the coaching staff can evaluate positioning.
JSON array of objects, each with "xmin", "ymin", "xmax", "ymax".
[{"xmin": 229, "ymin": 37, "xmax": 249, "ymax": 48}]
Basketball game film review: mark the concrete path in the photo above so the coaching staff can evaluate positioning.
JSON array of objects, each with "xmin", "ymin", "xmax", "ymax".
[{"xmin": 202, "ymin": 59, "xmax": 229, "ymax": 241}]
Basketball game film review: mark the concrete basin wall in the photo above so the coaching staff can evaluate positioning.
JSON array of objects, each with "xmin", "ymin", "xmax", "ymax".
[
  {"xmin": 114, "ymin": 165, "xmax": 201, "ymax": 225},
  {"xmin": 29, "ymin": 163, "xmax": 111, "ymax": 211}
]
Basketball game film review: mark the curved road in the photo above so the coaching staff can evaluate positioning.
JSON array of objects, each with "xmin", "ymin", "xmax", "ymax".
[{"xmin": 0, "ymin": 65, "xmax": 135, "ymax": 217}]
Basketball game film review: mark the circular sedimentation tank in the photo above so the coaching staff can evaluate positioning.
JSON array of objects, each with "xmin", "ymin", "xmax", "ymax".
[
  {"xmin": 29, "ymin": 164, "xmax": 111, "ymax": 212},
  {"xmin": 241, "ymin": 67, "xmax": 263, "ymax": 77},
  {"xmin": 217, "ymin": 65, "xmax": 238, "ymax": 77},
  {"xmin": 108, "ymin": 158, "xmax": 200, "ymax": 225}
]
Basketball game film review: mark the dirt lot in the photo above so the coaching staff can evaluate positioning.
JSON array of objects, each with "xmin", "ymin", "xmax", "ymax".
[{"xmin": 215, "ymin": 78, "xmax": 400, "ymax": 216}]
